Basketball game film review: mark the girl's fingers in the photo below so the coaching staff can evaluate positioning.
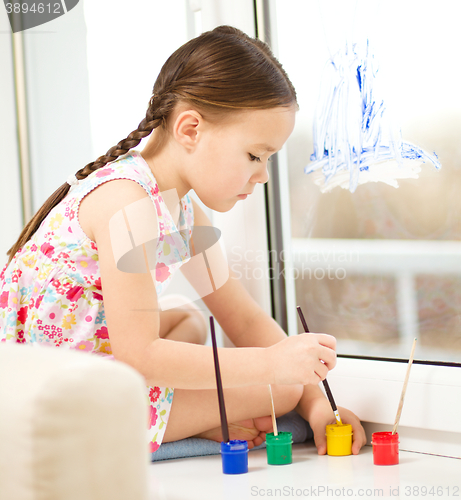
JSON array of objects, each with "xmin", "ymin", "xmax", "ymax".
[
  {"xmin": 310, "ymin": 421, "xmax": 328, "ymax": 455},
  {"xmin": 315, "ymin": 436, "xmax": 327, "ymax": 455},
  {"xmin": 314, "ymin": 361, "xmax": 329, "ymax": 381},
  {"xmin": 318, "ymin": 344, "xmax": 337, "ymax": 370},
  {"xmin": 313, "ymin": 333, "xmax": 337, "ymax": 350},
  {"xmin": 351, "ymin": 421, "xmax": 367, "ymax": 455},
  {"xmin": 337, "ymin": 406, "xmax": 367, "ymax": 455}
]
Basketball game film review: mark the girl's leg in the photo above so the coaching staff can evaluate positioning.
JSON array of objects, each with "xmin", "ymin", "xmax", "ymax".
[
  {"xmin": 157, "ymin": 295, "xmax": 207, "ymax": 345},
  {"xmin": 162, "ymin": 383, "xmax": 304, "ymax": 448},
  {"xmin": 157, "ymin": 295, "xmax": 304, "ymax": 447}
]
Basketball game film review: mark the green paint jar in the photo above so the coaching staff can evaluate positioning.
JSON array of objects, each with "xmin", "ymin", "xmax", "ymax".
[{"xmin": 266, "ymin": 431, "xmax": 293, "ymax": 465}]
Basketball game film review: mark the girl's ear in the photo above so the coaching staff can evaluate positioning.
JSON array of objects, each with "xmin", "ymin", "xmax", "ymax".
[{"xmin": 172, "ymin": 109, "xmax": 203, "ymax": 152}]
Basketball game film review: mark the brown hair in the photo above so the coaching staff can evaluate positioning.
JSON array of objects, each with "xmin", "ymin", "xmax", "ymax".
[{"xmin": 6, "ymin": 25, "xmax": 297, "ymax": 266}]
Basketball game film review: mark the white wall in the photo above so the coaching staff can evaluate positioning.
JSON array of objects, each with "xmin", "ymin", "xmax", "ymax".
[
  {"xmin": 22, "ymin": 2, "xmax": 93, "ymax": 211},
  {"xmin": 82, "ymin": 0, "xmax": 188, "ymax": 160}
]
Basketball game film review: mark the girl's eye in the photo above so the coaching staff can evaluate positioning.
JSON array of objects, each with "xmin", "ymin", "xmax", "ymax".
[{"xmin": 249, "ymin": 153, "xmax": 261, "ymax": 162}]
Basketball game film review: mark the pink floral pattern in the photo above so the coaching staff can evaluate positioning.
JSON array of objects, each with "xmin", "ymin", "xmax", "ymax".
[
  {"xmin": 149, "ymin": 386, "xmax": 161, "ymax": 403},
  {"xmin": 0, "ymin": 150, "xmax": 194, "ymax": 454}
]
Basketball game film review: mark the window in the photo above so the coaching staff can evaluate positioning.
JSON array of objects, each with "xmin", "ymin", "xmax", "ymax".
[
  {"xmin": 252, "ymin": 0, "xmax": 461, "ymax": 456},
  {"xmin": 271, "ymin": 0, "xmax": 461, "ymax": 365}
]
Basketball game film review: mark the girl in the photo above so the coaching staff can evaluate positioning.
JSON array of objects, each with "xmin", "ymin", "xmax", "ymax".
[{"xmin": 0, "ymin": 26, "xmax": 366, "ymax": 455}]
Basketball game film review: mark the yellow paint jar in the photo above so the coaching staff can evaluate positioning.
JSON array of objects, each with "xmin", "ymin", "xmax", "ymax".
[{"xmin": 325, "ymin": 423, "xmax": 353, "ymax": 456}]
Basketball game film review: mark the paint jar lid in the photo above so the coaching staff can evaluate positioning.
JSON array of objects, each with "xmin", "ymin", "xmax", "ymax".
[
  {"xmin": 372, "ymin": 431, "xmax": 399, "ymax": 444},
  {"xmin": 266, "ymin": 431, "xmax": 293, "ymax": 445},
  {"xmin": 325, "ymin": 423, "xmax": 353, "ymax": 437},
  {"xmin": 220, "ymin": 439, "xmax": 248, "ymax": 453}
]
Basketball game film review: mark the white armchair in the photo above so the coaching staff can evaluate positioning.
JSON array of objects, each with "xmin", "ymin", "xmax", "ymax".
[{"xmin": 0, "ymin": 343, "xmax": 149, "ymax": 500}]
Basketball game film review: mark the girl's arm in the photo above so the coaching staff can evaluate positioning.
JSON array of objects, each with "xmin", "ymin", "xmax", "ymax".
[
  {"xmin": 190, "ymin": 197, "xmax": 305, "ymax": 348},
  {"xmin": 189, "ymin": 199, "xmax": 332, "ymax": 395},
  {"xmin": 191, "ymin": 199, "xmax": 367, "ymax": 454},
  {"xmin": 89, "ymin": 180, "xmax": 335, "ymax": 389}
]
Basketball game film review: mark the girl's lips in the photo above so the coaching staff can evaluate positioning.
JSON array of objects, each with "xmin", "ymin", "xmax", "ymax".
[{"xmin": 237, "ymin": 194, "xmax": 248, "ymax": 199}]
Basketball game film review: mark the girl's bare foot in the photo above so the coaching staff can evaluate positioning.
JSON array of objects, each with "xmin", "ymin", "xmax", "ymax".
[{"xmin": 194, "ymin": 416, "xmax": 273, "ymax": 449}]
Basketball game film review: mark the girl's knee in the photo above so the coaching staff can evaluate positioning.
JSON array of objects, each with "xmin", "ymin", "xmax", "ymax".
[
  {"xmin": 158, "ymin": 295, "xmax": 208, "ymax": 344},
  {"xmin": 271, "ymin": 383, "xmax": 304, "ymax": 416},
  {"xmin": 186, "ymin": 305, "xmax": 208, "ymax": 345}
]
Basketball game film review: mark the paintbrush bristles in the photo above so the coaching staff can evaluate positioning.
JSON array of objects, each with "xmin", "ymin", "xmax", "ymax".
[
  {"xmin": 268, "ymin": 385, "xmax": 278, "ymax": 436},
  {"xmin": 392, "ymin": 338, "xmax": 417, "ymax": 435},
  {"xmin": 210, "ymin": 316, "xmax": 230, "ymax": 443}
]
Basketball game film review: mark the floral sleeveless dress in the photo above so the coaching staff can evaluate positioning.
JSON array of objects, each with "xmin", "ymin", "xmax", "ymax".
[{"xmin": 0, "ymin": 149, "xmax": 194, "ymax": 453}]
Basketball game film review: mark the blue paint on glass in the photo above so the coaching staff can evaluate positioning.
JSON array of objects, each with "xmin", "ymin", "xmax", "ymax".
[{"xmin": 306, "ymin": 40, "xmax": 441, "ymax": 193}]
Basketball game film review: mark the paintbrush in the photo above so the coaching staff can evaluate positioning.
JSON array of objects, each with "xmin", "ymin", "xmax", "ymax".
[
  {"xmin": 297, "ymin": 305, "xmax": 342, "ymax": 425},
  {"xmin": 392, "ymin": 338, "xmax": 417, "ymax": 435},
  {"xmin": 268, "ymin": 385, "xmax": 278, "ymax": 436},
  {"xmin": 210, "ymin": 316, "xmax": 230, "ymax": 443}
]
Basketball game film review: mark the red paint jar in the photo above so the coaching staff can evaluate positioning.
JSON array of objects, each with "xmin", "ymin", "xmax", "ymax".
[{"xmin": 372, "ymin": 432, "xmax": 399, "ymax": 465}]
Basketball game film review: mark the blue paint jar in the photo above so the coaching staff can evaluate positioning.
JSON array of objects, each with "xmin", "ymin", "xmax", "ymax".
[{"xmin": 220, "ymin": 440, "xmax": 248, "ymax": 474}]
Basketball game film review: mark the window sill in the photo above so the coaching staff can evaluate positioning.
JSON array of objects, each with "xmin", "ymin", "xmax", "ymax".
[{"xmin": 326, "ymin": 357, "xmax": 461, "ymax": 458}]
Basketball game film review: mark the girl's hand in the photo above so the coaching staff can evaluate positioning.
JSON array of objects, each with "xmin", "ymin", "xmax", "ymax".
[
  {"xmin": 306, "ymin": 398, "xmax": 367, "ymax": 455},
  {"xmin": 266, "ymin": 333, "xmax": 337, "ymax": 386}
]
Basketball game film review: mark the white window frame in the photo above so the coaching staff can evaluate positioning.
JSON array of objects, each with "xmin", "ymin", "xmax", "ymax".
[{"xmin": 0, "ymin": 18, "xmax": 24, "ymax": 272}]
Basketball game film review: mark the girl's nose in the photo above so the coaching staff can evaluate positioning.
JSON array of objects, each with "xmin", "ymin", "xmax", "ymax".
[{"xmin": 254, "ymin": 163, "xmax": 270, "ymax": 184}]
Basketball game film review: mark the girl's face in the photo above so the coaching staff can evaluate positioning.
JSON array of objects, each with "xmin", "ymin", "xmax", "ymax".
[{"xmin": 187, "ymin": 106, "xmax": 296, "ymax": 212}]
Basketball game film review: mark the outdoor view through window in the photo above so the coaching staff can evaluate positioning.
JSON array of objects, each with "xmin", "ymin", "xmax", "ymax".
[{"xmin": 275, "ymin": 0, "xmax": 461, "ymax": 362}]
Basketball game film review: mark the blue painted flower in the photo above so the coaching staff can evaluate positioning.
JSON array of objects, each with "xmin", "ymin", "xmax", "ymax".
[
  {"xmin": 166, "ymin": 391, "xmax": 173, "ymax": 404},
  {"xmin": 20, "ymin": 285, "xmax": 32, "ymax": 297},
  {"xmin": 43, "ymin": 288, "xmax": 58, "ymax": 303},
  {"xmin": 6, "ymin": 311, "xmax": 17, "ymax": 327},
  {"xmin": 68, "ymin": 272, "xmax": 82, "ymax": 283},
  {"xmin": 95, "ymin": 309, "xmax": 105, "ymax": 325}
]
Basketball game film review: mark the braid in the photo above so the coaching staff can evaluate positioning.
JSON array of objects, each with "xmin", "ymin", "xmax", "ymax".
[
  {"xmin": 76, "ymin": 96, "xmax": 170, "ymax": 180},
  {"xmin": 6, "ymin": 93, "xmax": 174, "ymax": 266}
]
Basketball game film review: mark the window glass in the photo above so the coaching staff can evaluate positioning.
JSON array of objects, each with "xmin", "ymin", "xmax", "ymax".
[{"xmin": 274, "ymin": 0, "xmax": 461, "ymax": 362}]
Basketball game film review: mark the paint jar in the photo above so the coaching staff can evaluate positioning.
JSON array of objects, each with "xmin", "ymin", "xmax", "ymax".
[
  {"xmin": 220, "ymin": 440, "xmax": 248, "ymax": 474},
  {"xmin": 266, "ymin": 431, "xmax": 293, "ymax": 465},
  {"xmin": 372, "ymin": 432, "xmax": 399, "ymax": 465},
  {"xmin": 325, "ymin": 423, "xmax": 353, "ymax": 456}
]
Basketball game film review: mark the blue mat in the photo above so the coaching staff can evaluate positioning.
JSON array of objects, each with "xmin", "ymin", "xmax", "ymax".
[{"xmin": 151, "ymin": 411, "xmax": 313, "ymax": 462}]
